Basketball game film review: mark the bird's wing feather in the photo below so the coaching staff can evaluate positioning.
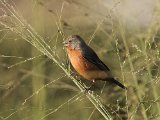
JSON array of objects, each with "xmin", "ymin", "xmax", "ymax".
[{"xmin": 82, "ymin": 46, "xmax": 110, "ymax": 71}]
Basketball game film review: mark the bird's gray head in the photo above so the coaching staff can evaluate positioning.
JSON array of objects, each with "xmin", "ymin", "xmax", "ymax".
[{"xmin": 63, "ymin": 35, "xmax": 86, "ymax": 50}]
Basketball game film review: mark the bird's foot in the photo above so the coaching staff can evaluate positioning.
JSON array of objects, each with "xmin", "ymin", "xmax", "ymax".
[
  {"xmin": 84, "ymin": 80, "xmax": 96, "ymax": 93},
  {"xmin": 83, "ymin": 84, "xmax": 96, "ymax": 94},
  {"xmin": 84, "ymin": 87, "xmax": 94, "ymax": 94}
]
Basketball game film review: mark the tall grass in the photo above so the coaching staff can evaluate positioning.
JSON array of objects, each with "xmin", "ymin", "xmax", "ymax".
[
  {"xmin": 0, "ymin": 0, "xmax": 160, "ymax": 120},
  {"xmin": 0, "ymin": 0, "xmax": 112, "ymax": 120}
]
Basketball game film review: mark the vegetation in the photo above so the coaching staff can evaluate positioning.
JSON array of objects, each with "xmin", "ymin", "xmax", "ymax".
[{"xmin": 0, "ymin": 0, "xmax": 160, "ymax": 120}]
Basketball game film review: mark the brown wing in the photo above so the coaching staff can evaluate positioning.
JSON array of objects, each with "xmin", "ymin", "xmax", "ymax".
[{"xmin": 82, "ymin": 45, "xmax": 110, "ymax": 71}]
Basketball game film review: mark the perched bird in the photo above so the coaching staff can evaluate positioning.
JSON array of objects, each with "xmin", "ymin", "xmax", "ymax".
[{"xmin": 63, "ymin": 35, "xmax": 126, "ymax": 89}]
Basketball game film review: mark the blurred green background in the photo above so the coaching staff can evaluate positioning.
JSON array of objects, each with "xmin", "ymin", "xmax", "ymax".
[{"xmin": 0, "ymin": 0, "xmax": 160, "ymax": 120}]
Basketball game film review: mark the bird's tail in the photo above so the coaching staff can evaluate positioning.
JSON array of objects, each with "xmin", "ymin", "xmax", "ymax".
[{"xmin": 105, "ymin": 78, "xmax": 127, "ymax": 89}]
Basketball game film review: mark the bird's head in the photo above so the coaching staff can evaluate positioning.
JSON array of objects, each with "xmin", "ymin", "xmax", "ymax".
[{"xmin": 63, "ymin": 35, "xmax": 86, "ymax": 50}]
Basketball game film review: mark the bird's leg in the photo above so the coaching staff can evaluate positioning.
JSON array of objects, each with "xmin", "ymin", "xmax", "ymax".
[
  {"xmin": 70, "ymin": 71, "xmax": 81, "ymax": 79},
  {"xmin": 70, "ymin": 72, "xmax": 77, "ymax": 77},
  {"xmin": 85, "ymin": 80, "xmax": 96, "ymax": 91}
]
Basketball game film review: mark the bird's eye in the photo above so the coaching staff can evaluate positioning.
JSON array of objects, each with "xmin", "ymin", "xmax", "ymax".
[{"xmin": 68, "ymin": 40, "xmax": 72, "ymax": 42}]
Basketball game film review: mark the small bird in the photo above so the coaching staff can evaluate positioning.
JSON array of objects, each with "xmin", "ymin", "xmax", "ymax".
[{"xmin": 63, "ymin": 35, "xmax": 126, "ymax": 90}]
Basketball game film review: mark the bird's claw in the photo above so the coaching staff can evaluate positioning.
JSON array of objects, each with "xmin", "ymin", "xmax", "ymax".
[
  {"xmin": 83, "ymin": 85, "xmax": 95, "ymax": 94},
  {"xmin": 83, "ymin": 89, "xmax": 94, "ymax": 94}
]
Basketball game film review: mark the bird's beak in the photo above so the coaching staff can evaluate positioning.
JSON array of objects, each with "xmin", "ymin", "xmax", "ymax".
[{"xmin": 63, "ymin": 41, "xmax": 68, "ymax": 47}]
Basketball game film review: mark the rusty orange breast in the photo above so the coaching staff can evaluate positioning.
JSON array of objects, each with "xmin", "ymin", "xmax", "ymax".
[{"xmin": 67, "ymin": 48, "xmax": 108, "ymax": 80}]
